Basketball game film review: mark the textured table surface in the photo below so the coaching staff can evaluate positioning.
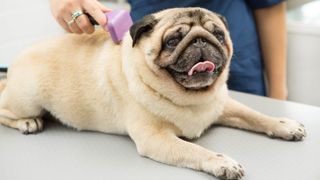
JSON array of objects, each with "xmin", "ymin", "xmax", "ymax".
[{"xmin": 0, "ymin": 91, "xmax": 319, "ymax": 180}]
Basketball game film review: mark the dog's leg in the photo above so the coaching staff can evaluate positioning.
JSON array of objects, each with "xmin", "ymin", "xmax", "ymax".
[
  {"xmin": 128, "ymin": 119, "xmax": 244, "ymax": 180},
  {"xmin": 0, "ymin": 108, "xmax": 44, "ymax": 134},
  {"xmin": 0, "ymin": 88, "xmax": 44, "ymax": 134},
  {"xmin": 217, "ymin": 97, "xmax": 306, "ymax": 141}
]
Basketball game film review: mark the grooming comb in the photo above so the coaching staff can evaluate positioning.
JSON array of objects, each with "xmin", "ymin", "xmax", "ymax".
[{"xmin": 85, "ymin": 10, "xmax": 133, "ymax": 43}]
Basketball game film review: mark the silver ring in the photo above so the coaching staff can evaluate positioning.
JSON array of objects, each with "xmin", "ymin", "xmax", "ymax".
[
  {"xmin": 67, "ymin": 19, "xmax": 75, "ymax": 26},
  {"xmin": 71, "ymin": 10, "xmax": 83, "ymax": 20}
]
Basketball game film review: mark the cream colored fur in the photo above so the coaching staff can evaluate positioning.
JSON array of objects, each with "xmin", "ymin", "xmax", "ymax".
[{"xmin": 0, "ymin": 8, "xmax": 305, "ymax": 180}]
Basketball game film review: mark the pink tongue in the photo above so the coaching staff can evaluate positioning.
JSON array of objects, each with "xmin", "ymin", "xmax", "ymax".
[{"xmin": 188, "ymin": 61, "xmax": 215, "ymax": 76}]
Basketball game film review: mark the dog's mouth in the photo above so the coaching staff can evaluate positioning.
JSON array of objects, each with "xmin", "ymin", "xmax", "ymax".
[
  {"xmin": 187, "ymin": 60, "xmax": 219, "ymax": 76},
  {"xmin": 167, "ymin": 59, "xmax": 222, "ymax": 76},
  {"xmin": 167, "ymin": 61, "xmax": 222, "ymax": 90},
  {"xmin": 166, "ymin": 47, "xmax": 225, "ymax": 90}
]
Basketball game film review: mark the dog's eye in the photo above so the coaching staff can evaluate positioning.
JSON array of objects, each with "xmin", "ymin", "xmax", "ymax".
[
  {"xmin": 166, "ymin": 37, "xmax": 181, "ymax": 48},
  {"xmin": 213, "ymin": 30, "xmax": 225, "ymax": 44}
]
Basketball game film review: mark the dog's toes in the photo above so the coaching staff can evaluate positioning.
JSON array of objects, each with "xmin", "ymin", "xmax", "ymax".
[
  {"xmin": 267, "ymin": 118, "xmax": 306, "ymax": 141},
  {"xmin": 204, "ymin": 154, "xmax": 245, "ymax": 180},
  {"xmin": 215, "ymin": 164, "xmax": 244, "ymax": 180},
  {"xmin": 288, "ymin": 129, "xmax": 306, "ymax": 141},
  {"xmin": 17, "ymin": 118, "xmax": 44, "ymax": 134}
]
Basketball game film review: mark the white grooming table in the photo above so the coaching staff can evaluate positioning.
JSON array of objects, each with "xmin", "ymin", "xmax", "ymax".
[
  {"xmin": 0, "ymin": 91, "xmax": 319, "ymax": 180},
  {"xmin": 1, "ymin": 1, "xmax": 319, "ymax": 179}
]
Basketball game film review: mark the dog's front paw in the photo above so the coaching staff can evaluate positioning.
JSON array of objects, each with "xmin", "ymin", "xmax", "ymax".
[
  {"xmin": 203, "ymin": 154, "xmax": 244, "ymax": 180},
  {"xmin": 266, "ymin": 118, "xmax": 306, "ymax": 141}
]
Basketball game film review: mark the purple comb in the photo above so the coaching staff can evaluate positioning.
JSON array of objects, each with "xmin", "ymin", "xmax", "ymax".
[
  {"xmin": 105, "ymin": 10, "xmax": 133, "ymax": 43},
  {"xmin": 85, "ymin": 10, "xmax": 133, "ymax": 43}
]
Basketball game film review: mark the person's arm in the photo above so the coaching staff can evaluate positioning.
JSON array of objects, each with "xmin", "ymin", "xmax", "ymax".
[{"xmin": 253, "ymin": 2, "xmax": 288, "ymax": 100}]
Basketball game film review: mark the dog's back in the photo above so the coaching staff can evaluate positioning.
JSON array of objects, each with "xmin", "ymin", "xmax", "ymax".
[{"xmin": 0, "ymin": 29, "xmax": 128, "ymax": 134}]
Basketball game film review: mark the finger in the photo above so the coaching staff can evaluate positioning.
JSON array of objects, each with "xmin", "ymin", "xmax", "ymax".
[
  {"xmin": 66, "ymin": 5, "xmax": 84, "ymax": 34},
  {"xmin": 65, "ymin": 16, "xmax": 83, "ymax": 34},
  {"xmin": 83, "ymin": 1, "xmax": 107, "ymax": 27},
  {"xmin": 69, "ymin": 20, "xmax": 83, "ymax": 34},
  {"xmin": 97, "ymin": 2, "xmax": 112, "ymax": 12},
  {"xmin": 57, "ymin": 17, "xmax": 72, "ymax": 33},
  {"xmin": 75, "ymin": 14, "xmax": 95, "ymax": 34}
]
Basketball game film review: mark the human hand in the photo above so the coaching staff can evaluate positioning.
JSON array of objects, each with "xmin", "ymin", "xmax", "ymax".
[{"xmin": 49, "ymin": 0, "xmax": 111, "ymax": 34}]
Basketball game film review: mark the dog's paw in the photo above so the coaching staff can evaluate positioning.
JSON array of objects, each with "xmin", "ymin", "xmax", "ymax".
[
  {"xmin": 266, "ymin": 118, "xmax": 306, "ymax": 141},
  {"xmin": 203, "ymin": 154, "xmax": 244, "ymax": 180},
  {"xmin": 17, "ymin": 118, "xmax": 44, "ymax": 134}
]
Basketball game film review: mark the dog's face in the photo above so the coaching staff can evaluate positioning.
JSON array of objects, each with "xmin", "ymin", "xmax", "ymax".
[{"xmin": 129, "ymin": 8, "xmax": 233, "ymax": 91}]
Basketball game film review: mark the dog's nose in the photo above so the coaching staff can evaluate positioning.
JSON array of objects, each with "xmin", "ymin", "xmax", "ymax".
[{"xmin": 192, "ymin": 38, "xmax": 207, "ymax": 48}]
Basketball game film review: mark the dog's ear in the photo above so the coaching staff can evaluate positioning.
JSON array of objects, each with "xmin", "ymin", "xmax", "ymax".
[
  {"xmin": 130, "ymin": 15, "xmax": 158, "ymax": 47},
  {"xmin": 217, "ymin": 14, "xmax": 229, "ymax": 30}
]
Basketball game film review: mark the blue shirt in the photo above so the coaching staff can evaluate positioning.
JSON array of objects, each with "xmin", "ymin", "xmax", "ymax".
[{"xmin": 128, "ymin": 0, "xmax": 284, "ymax": 96}]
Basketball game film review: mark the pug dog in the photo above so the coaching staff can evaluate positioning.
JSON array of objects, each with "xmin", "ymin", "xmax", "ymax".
[{"xmin": 0, "ymin": 7, "xmax": 306, "ymax": 180}]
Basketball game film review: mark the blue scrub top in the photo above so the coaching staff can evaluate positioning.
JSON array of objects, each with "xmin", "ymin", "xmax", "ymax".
[{"xmin": 128, "ymin": 0, "xmax": 284, "ymax": 96}]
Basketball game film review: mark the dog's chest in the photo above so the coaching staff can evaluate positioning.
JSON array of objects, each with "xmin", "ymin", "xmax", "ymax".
[{"xmin": 172, "ymin": 104, "xmax": 224, "ymax": 138}]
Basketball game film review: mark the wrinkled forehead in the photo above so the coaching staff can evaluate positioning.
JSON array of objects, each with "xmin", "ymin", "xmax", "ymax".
[{"xmin": 154, "ymin": 8, "xmax": 224, "ymax": 28}]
